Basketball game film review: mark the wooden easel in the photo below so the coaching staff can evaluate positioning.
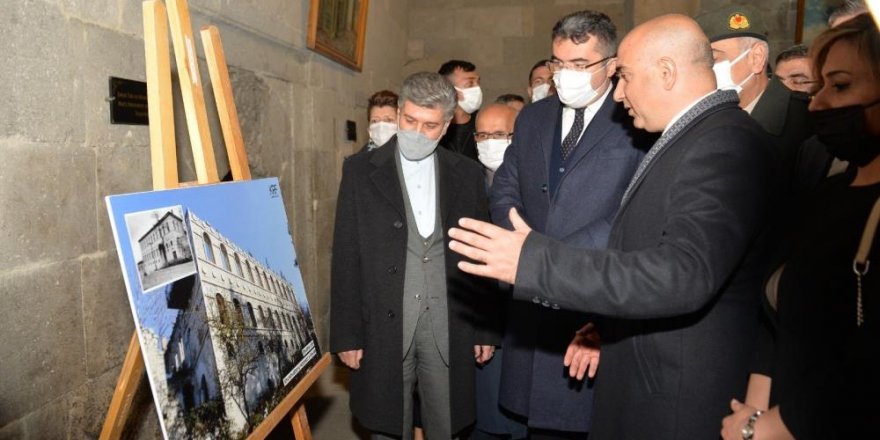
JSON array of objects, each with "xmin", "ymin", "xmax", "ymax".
[{"xmin": 99, "ymin": 1, "xmax": 330, "ymax": 438}]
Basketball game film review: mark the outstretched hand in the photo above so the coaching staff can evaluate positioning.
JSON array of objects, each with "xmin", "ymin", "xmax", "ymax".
[
  {"xmin": 448, "ymin": 208, "xmax": 532, "ymax": 284},
  {"xmin": 564, "ymin": 323, "xmax": 601, "ymax": 380}
]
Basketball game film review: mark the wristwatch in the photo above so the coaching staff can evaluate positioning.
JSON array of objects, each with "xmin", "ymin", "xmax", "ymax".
[{"xmin": 741, "ymin": 410, "xmax": 764, "ymax": 440}]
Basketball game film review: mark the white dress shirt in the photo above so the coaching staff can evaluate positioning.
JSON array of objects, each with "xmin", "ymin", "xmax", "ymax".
[
  {"xmin": 399, "ymin": 150, "xmax": 437, "ymax": 238},
  {"xmin": 560, "ymin": 86, "xmax": 612, "ymax": 144}
]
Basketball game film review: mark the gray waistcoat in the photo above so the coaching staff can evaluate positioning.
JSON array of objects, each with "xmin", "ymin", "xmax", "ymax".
[{"xmin": 395, "ymin": 153, "xmax": 450, "ymax": 365}]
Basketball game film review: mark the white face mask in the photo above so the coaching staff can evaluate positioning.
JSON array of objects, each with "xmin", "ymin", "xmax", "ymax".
[
  {"xmin": 368, "ymin": 122, "xmax": 397, "ymax": 147},
  {"xmin": 477, "ymin": 138, "xmax": 510, "ymax": 171},
  {"xmin": 712, "ymin": 47, "xmax": 754, "ymax": 94},
  {"xmin": 531, "ymin": 83, "xmax": 551, "ymax": 102},
  {"xmin": 397, "ymin": 129, "xmax": 441, "ymax": 161},
  {"xmin": 553, "ymin": 66, "xmax": 605, "ymax": 108},
  {"xmin": 456, "ymin": 86, "xmax": 483, "ymax": 114}
]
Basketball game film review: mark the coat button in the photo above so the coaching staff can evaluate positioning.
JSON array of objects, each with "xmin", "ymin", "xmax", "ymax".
[
  {"xmin": 387, "ymin": 310, "xmax": 395, "ymax": 319},
  {"xmin": 541, "ymin": 300, "xmax": 550, "ymax": 308},
  {"xmin": 387, "ymin": 265, "xmax": 398, "ymax": 274},
  {"xmin": 532, "ymin": 296, "xmax": 541, "ymax": 304},
  {"xmin": 393, "ymin": 220, "xmax": 403, "ymax": 229},
  {"xmin": 541, "ymin": 184, "xmax": 548, "ymax": 193}
]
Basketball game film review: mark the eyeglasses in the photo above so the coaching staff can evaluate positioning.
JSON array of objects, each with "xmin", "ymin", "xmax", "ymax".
[
  {"xmin": 778, "ymin": 76, "xmax": 817, "ymax": 87},
  {"xmin": 474, "ymin": 131, "xmax": 513, "ymax": 142},
  {"xmin": 546, "ymin": 56, "xmax": 613, "ymax": 73}
]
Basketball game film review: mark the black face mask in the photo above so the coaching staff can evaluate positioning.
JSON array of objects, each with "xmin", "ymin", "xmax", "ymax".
[{"xmin": 810, "ymin": 100, "xmax": 880, "ymax": 167}]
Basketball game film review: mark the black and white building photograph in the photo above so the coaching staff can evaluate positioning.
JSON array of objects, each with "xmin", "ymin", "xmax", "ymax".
[{"xmin": 124, "ymin": 205, "xmax": 196, "ymax": 292}]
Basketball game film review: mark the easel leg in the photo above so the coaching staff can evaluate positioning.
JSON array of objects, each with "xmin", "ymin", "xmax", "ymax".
[
  {"xmin": 290, "ymin": 403, "xmax": 313, "ymax": 440},
  {"xmin": 99, "ymin": 332, "xmax": 144, "ymax": 440}
]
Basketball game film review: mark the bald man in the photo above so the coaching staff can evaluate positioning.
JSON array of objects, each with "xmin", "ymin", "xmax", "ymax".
[
  {"xmin": 474, "ymin": 103, "xmax": 517, "ymax": 182},
  {"xmin": 448, "ymin": 14, "xmax": 777, "ymax": 439}
]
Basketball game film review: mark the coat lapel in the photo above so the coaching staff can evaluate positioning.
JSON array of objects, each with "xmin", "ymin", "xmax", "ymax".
[
  {"xmin": 369, "ymin": 140, "xmax": 405, "ymax": 218},
  {"xmin": 540, "ymin": 98, "xmax": 563, "ymax": 173},
  {"xmin": 564, "ymin": 91, "xmax": 617, "ymax": 172},
  {"xmin": 749, "ymin": 78, "xmax": 789, "ymax": 137},
  {"xmin": 437, "ymin": 148, "xmax": 463, "ymax": 227}
]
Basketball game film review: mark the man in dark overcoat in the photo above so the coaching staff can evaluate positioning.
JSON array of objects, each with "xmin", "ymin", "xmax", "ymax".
[
  {"xmin": 488, "ymin": 10, "xmax": 647, "ymax": 439},
  {"xmin": 330, "ymin": 71, "xmax": 501, "ymax": 439}
]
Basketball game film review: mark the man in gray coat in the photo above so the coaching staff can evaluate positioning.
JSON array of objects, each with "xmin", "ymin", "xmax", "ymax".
[
  {"xmin": 448, "ymin": 15, "xmax": 777, "ymax": 439},
  {"xmin": 331, "ymin": 72, "xmax": 501, "ymax": 439}
]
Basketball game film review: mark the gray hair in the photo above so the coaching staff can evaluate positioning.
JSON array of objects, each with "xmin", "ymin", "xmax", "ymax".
[
  {"xmin": 551, "ymin": 10, "xmax": 618, "ymax": 56},
  {"xmin": 828, "ymin": 0, "xmax": 867, "ymax": 27},
  {"xmin": 398, "ymin": 72, "xmax": 457, "ymax": 121}
]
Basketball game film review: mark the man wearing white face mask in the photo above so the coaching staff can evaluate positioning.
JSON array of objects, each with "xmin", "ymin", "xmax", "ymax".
[
  {"xmin": 527, "ymin": 59, "xmax": 555, "ymax": 103},
  {"xmin": 697, "ymin": 5, "xmax": 812, "ymax": 182},
  {"xmin": 439, "ymin": 59, "xmax": 482, "ymax": 161},
  {"xmin": 331, "ymin": 72, "xmax": 502, "ymax": 440},
  {"xmin": 475, "ymin": 104, "xmax": 517, "ymax": 180},
  {"xmin": 489, "ymin": 10, "xmax": 649, "ymax": 440}
]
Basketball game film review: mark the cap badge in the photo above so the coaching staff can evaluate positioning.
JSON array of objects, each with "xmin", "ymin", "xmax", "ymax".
[{"xmin": 728, "ymin": 13, "xmax": 751, "ymax": 30}]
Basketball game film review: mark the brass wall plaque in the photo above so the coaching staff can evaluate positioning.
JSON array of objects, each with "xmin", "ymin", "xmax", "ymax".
[{"xmin": 109, "ymin": 76, "xmax": 149, "ymax": 125}]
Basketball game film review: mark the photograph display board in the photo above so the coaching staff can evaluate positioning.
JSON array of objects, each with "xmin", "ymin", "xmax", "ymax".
[{"xmin": 106, "ymin": 178, "xmax": 320, "ymax": 439}]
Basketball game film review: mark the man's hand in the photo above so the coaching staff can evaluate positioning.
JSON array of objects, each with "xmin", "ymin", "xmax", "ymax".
[
  {"xmin": 474, "ymin": 345, "xmax": 495, "ymax": 365},
  {"xmin": 564, "ymin": 323, "xmax": 601, "ymax": 380},
  {"xmin": 448, "ymin": 208, "xmax": 532, "ymax": 284},
  {"xmin": 338, "ymin": 349, "xmax": 364, "ymax": 370}
]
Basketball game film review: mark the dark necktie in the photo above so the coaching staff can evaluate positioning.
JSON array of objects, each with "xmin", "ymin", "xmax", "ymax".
[{"xmin": 561, "ymin": 107, "xmax": 585, "ymax": 160}]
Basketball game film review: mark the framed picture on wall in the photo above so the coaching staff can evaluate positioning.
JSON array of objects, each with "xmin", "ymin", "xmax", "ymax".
[
  {"xmin": 307, "ymin": 0, "xmax": 370, "ymax": 71},
  {"xmin": 796, "ymin": 0, "xmax": 844, "ymax": 43}
]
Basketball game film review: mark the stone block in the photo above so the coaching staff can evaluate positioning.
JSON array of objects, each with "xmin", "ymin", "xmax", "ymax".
[
  {"xmin": 82, "ymin": 24, "xmax": 151, "ymax": 147},
  {"xmin": 406, "ymin": 39, "xmax": 425, "ymax": 60},
  {"xmin": 58, "ymin": 0, "xmax": 120, "ymax": 29},
  {"xmin": 95, "ymin": 144, "xmax": 152, "ymax": 252},
  {"xmin": 66, "ymin": 366, "xmax": 126, "ymax": 439},
  {"xmin": 454, "ymin": 6, "xmax": 526, "ymax": 37},
  {"xmin": 0, "ymin": 140, "xmax": 97, "ymax": 271},
  {"xmin": 190, "ymin": 0, "xmax": 298, "ymax": 50},
  {"xmin": 312, "ymin": 150, "xmax": 342, "ymax": 203},
  {"xmin": 81, "ymin": 252, "xmax": 136, "ymax": 378},
  {"xmin": 408, "ymin": 8, "xmax": 456, "ymax": 39},
  {"xmin": 0, "ymin": 394, "xmax": 68, "ymax": 440},
  {"xmin": 423, "ymin": 37, "xmax": 505, "ymax": 68},
  {"xmin": 502, "ymin": 36, "xmax": 553, "ymax": 78},
  {"xmin": 0, "ymin": 1, "xmax": 86, "ymax": 143},
  {"xmin": 0, "ymin": 260, "xmax": 86, "ymax": 425}
]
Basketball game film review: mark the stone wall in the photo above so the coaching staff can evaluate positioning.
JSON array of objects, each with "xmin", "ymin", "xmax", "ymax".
[
  {"xmin": 403, "ymin": 0, "xmax": 800, "ymax": 104},
  {"xmin": 0, "ymin": 0, "xmax": 407, "ymax": 438}
]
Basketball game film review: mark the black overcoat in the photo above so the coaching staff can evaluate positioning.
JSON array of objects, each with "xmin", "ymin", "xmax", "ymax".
[
  {"xmin": 330, "ymin": 139, "xmax": 501, "ymax": 436},
  {"xmin": 515, "ymin": 98, "xmax": 777, "ymax": 439}
]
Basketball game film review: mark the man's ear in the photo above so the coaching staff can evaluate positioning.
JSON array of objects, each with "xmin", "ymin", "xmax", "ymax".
[
  {"xmin": 440, "ymin": 120, "xmax": 451, "ymax": 138},
  {"xmin": 657, "ymin": 57, "xmax": 677, "ymax": 90},
  {"xmin": 606, "ymin": 58, "xmax": 618, "ymax": 79},
  {"xmin": 749, "ymin": 42, "xmax": 769, "ymax": 75}
]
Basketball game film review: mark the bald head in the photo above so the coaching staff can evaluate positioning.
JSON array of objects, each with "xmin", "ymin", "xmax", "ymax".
[
  {"xmin": 626, "ymin": 15, "xmax": 714, "ymax": 75},
  {"xmin": 475, "ymin": 103, "xmax": 517, "ymax": 135},
  {"xmin": 613, "ymin": 14, "xmax": 717, "ymax": 132}
]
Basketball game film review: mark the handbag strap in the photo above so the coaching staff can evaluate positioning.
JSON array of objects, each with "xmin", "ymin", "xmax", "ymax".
[
  {"xmin": 853, "ymin": 196, "xmax": 880, "ymax": 327},
  {"xmin": 854, "ymin": 197, "xmax": 880, "ymax": 268}
]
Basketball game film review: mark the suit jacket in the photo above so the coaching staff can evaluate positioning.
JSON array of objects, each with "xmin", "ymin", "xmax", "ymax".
[
  {"xmin": 330, "ymin": 139, "xmax": 501, "ymax": 436},
  {"xmin": 514, "ymin": 95, "xmax": 777, "ymax": 439},
  {"xmin": 489, "ymin": 92, "xmax": 648, "ymax": 431}
]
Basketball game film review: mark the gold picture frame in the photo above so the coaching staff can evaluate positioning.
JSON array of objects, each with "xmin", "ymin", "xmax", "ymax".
[{"xmin": 307, "ymin": 0, "xmax": 370, "ymax": 71}]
